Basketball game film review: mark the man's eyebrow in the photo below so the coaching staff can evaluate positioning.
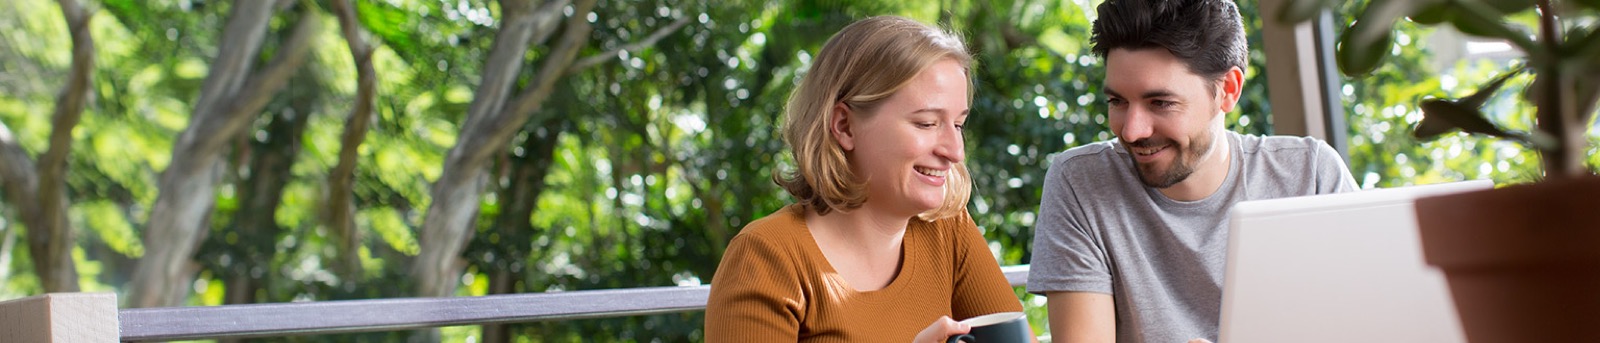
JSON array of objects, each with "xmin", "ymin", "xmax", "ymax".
[
  {"xmin": 1142, "ymin": 90, "xmax": 1177, "ymax": 99},
  {"xmin": 1106, "ymin": 88, "xmax": 1179, "ymax": 99}
]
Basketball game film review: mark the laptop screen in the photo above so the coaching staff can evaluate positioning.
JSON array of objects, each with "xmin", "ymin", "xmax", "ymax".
[{"xmin": 1218, "ymin": 180, "xmax": 1491, "ymax": 343}]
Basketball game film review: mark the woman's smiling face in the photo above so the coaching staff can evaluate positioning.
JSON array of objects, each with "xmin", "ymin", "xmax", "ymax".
[{"xmin": 834, "ymin": 58, "xmax": 970, "ymax": 217}]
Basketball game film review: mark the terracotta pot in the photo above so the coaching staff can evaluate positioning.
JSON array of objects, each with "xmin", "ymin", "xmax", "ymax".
[{"xmin": 1415, "ymin": 176, "xmax": 1600, "ymax": 343}]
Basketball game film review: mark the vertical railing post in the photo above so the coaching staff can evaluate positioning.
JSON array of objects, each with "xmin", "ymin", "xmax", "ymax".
[{"xmin": 0, "ymin": 293, "xmax": 118, "ymax": 342}]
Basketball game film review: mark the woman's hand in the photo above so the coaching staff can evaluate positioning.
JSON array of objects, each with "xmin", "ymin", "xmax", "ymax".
[{"xmin": 913, "ymin": 316, "xmax": 971, "ymax": 343}]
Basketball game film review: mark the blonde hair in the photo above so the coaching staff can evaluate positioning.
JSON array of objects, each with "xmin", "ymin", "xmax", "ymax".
[{"xmin": 774, "ymin": 16, "xmax": 974, "ymax": 221}]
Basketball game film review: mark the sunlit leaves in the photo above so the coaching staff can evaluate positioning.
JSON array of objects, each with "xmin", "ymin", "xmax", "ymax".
[
  {"xmin": 362, "ymin": 207, "xmax": 419, "ymax": 255},
  {"xmin": 77, "ymin": 201, "xmax": 144, "ymax": 257}
]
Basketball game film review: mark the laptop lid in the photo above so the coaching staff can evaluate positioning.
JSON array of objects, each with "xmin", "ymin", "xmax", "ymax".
[{"xmin": 1218, "ymin": 180, "xmax": 1492, "ymax": 343}]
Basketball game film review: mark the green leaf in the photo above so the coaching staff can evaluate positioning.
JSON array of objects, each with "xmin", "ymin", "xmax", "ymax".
[
  {"xmin": 1480, "ymin": 0, "xmax": 1534, "ymax": 14},
  {"xmin": 1459, "ymin": 66, "xmax": 1524, "ymax": 108},
  {"xmin": 1277, "ymin": 0, "xmax": 1334, "ymax": 24},
  {"xmin": 1337, "ymin": 19, "xmax": 1395, "ymax": 77},
  {"xmin": 1527, "ymin": 130, "xmax": 1561, "ymax": 151},
  {"xmin": 1447, "ymin": 0, "xmax": 1529, "ymax": 38},
  {"xmin": 1337, "ymin": 0, "xmax": 1427, "ymax": 76},
  {"xmin": 1448, "ymin": 11, "xmax": 1505, "ymax": 37},
  {"xmin": 1416, "ymin": 98, "xmax": 1518, "ymax": 139},
  {"xmin": 356, "ymin": 0, "xmax": 418, "ymax": 63},
  {"xmin": 1407, "ymin": 3, "xmax": 1450, "ymax": 25},
  {"xmin": 1414, "ymin": 102, "xmax": 1465, "ymax": 140},
  {"xmin": 1580, "ymin": 0, "xmax": 1600, "ymax": 10}
]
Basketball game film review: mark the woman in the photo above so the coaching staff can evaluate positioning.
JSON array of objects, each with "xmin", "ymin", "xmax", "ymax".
[{"xmin": 705, "ymin": 16, "xmax": 1026, "ymax": 342}]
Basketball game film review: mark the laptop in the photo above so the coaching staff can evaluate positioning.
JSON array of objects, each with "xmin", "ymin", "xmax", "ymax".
[{"xmin": 1218, "ymin": 180, "xmax": 1493, "ymax": 343}]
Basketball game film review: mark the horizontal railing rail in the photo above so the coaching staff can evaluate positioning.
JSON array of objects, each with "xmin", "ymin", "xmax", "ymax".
[{"xmin": 117, "ymin": 265, "xmax": 1030, "ymax": 341}]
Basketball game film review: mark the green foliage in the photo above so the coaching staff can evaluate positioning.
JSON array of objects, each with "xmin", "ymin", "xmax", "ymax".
[
  {"xmin": 1292, "ymin": 0, "xmax": 1600, "ymax": 182},
  {"xmin": 0, "ymin": 0, "xmax": 1295, "ymax": 341}
]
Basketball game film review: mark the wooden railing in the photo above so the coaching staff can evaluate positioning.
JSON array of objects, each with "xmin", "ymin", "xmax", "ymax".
[{"xmin": 0, "ymin": 265, "xmax": 1029, "ymax": 342}]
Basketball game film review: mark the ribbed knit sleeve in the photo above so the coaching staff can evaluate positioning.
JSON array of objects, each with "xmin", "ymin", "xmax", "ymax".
[
  {"xmin": 705, "ymin": 229, "xmax": 805, "ymax": 342},
  {"xmin": 948, "ymin": 211, "xmax": 1026, "ymax": 320}
]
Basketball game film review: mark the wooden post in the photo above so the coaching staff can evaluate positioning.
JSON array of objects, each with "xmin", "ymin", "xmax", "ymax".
[
  {"xmin": 1258, "ymin": 0, "xmax": 1350, "ymax": 160},
  {"xmin": 0, "ymin": 293, "xmax": 118, "ymax": 342}
]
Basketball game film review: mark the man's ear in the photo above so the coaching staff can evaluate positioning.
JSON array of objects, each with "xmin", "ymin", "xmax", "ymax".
[
  {"xmin": 831, "ymin": 102, "xmax": 856, "ymax": 151},
  {"xmin": 1217, "ymin": 66, "xmax": 1245, "ymax": 113}
]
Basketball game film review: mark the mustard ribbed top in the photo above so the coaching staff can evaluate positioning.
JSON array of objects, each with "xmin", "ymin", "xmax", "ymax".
[{"xmin": 705, "ymin": 204, "xmax": 1023, "ymax": 342}]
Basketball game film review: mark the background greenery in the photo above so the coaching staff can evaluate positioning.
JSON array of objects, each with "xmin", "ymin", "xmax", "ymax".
[
  {"xmin": 1333, "ymin": 0, "xmax": 1600, "ymax": 189},
  {"xmin": 2, "ymin": 0, "xmax": 1587, "ymax": 342}
]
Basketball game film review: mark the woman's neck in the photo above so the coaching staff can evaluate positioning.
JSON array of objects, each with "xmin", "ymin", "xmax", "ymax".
[{"xmin": 807, "ymin": 204, "xmax": 910, "ymax": 250}]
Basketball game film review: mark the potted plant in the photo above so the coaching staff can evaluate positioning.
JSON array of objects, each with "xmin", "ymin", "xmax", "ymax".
[{"xmin": 1279, "ymin": 0, "xmax": 1600, "ymax": 341}]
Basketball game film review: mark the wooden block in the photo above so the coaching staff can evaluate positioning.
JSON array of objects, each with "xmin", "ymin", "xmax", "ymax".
[{"xmin": 0, "ymin": 293, "xmax": 118, "ymax": 342}]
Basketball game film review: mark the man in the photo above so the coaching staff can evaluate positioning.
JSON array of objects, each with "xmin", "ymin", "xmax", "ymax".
[{"xmin": 1026, "ymin": 0, "xmax": 1358, "ymax": 342}]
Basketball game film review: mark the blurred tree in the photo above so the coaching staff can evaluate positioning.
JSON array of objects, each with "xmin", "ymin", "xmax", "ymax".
[
  {"xmin": 128, "ymin": 0, "xmax": 321, "ymax": 308},
  {"xmin": 323, "ymin": 0, "xmax": 380, "ymax": 279},
  {"xmin": 0, "ymin": 0, "xmax": 93, "ymax": 293},
  {"xmin": 412, "ymin": 0, "xmax": 694, "ymax": 301}
]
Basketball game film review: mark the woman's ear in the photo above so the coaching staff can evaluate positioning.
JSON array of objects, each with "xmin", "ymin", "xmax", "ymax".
[{"xmin": 831, "ymin": 102, "xmax": 856, "ymax": 151}]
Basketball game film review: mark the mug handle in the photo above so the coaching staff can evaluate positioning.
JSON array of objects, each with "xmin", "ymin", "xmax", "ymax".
[{"xmin": 946, "ymin": 334, "xmax": 976, "ymax": 343}]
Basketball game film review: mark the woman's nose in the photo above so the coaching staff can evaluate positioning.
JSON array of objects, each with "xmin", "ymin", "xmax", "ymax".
[{"xmin": 934, "ymin": 124, "xmax": 965, "ymax": 163}]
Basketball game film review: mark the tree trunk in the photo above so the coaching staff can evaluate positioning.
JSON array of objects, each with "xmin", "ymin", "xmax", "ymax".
[
  {"xmin": 0, "ymin": 131, "xmax": 22, "ymax": 291},
  {"xmin": 325, "ymin": 0, "xmax": 379, "ymax": 280},
  {"xmin": 218, "ymin": 86, "xmax": 313, "ymax": 343},
  {"xmin": 412, "ymin": 0, "xmax": 594, "ymax": 299},
  {"xmin": 479, "ymin": 268, "xmax": 520, "ymax": 343},
  {"xmin": 28, "ymin": 0, "xmax": 95, "ymax": 293},
  {"xmin": 0, "ymin": 220, "xmax": 16, "ymax": 295},
  {"xmin": 479, "ymin": 117, "xmax": 567, "ymax": 343},
  {"xmin": 0, "ymin": 0, "xmax": 97, "ymax": 293},
  {"xmin": 128, "ymin": 2, "xmax": 317, "ymax": 308}
]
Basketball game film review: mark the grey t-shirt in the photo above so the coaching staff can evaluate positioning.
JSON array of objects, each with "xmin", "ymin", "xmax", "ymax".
[{"xmin": 1027, "ymin": 132, "xmax": 1356, "ymax": 343}]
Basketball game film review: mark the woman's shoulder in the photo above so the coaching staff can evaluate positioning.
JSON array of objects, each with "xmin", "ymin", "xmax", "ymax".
[{"xmin": 727, "ymin": 204, "xmax": 811, "ymax": 250}]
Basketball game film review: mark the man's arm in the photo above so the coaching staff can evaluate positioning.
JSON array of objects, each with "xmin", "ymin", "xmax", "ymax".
[
  {"xmin": 1312, "ymin": 139, "xmax": 1357, "ymax": 193},
  {"xmin": 1046, "ymin": 291, "xmax": 1114, "ymax": 343}
]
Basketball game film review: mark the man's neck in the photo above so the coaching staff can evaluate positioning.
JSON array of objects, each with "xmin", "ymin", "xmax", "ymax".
[{"xmin": 1157, "ymin": 131, "xmax": 1232, "ymax": 202}]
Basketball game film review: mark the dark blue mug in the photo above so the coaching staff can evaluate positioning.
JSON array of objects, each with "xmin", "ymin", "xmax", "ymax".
[{"xmin": 947, "ymin": 312, "xmax": 1032, "ymax": 343}]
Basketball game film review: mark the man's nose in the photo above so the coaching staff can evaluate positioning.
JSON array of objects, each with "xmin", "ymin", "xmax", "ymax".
[{"xmin": 1118, "ymin": 106, "xmax": 1154, "ymax": 142}]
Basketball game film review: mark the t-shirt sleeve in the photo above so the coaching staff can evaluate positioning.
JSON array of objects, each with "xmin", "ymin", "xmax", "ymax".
[
  {"xmin": 949, "ymin": 212, "xmax": 1026, "ymax": 320},
  {"xmin": 1027, "ymin": 157, "xmax": 1114, "ymax": 295},
  {"xmin": 1312, "ymin": 140, "xmax": 1358, "ymax": 194},
  {"xmin": 705, "ymin": 232, "xmax": 804, "ymax": 342}
]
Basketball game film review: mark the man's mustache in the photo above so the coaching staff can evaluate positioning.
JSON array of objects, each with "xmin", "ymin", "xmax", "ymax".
[{"xmin": 1125, "ymin": 138, "xmax": 1173, "ymax": 149}]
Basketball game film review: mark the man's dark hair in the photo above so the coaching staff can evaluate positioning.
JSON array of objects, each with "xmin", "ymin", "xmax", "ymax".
[{"xmin": 1090, "ymin": 0, "xmax": 1247, "ymax": 88}]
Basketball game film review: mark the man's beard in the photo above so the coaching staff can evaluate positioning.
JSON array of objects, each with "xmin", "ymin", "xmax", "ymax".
[{"xmin": 1126, "ymin": 130, "xmax": 1215, "ymax": 189}]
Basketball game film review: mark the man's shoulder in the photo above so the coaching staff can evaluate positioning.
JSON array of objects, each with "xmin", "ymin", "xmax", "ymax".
[
  {"xmin": 1047, "ymin": 140, "xmax": 1123, "ymax": 171},
  {"xmin": 1236, "ymin": 133, "xmax": 1332, "ymax": 159}
]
